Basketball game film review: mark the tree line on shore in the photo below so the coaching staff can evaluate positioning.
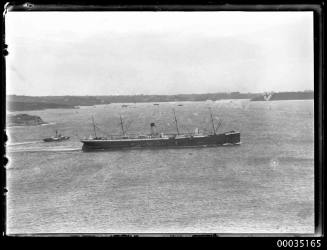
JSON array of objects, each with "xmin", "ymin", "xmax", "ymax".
[{"xmin": 7, "ymin": 91, "xmax": 313, "ymax": 111}]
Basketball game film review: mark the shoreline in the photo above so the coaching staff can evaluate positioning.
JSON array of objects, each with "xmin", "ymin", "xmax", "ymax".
[{"xmin": 6, "ymin": 98, "xmax": 314, "ymax": 112}]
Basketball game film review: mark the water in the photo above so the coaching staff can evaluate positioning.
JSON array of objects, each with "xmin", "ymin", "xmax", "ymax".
[{"xmin": 5, "ymin": 100, "xmax": 314, "ymax": 234}]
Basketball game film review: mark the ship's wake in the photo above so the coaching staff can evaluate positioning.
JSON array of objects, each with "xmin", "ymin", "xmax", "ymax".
[
  {"xmin": 40, "ymin": 122, "xmax": 56, "ymax": 126},
  {"xmin": 6, "ymin": 140, "xmax": 43, "ymax": 146},
  {"xmin": 7, "ymin": 146, "xmax": 81, "ymax": 153}
]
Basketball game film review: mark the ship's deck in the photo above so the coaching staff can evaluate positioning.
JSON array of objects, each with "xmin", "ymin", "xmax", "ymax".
[{"xmin": 81, "ymin": 135, "xmax": 209, "ymax": 142}]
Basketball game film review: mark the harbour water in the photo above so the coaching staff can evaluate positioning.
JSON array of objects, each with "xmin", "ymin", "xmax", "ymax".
[{"xmin": 5, "ymin": 100, "xmax": 314, "ymax": 234}]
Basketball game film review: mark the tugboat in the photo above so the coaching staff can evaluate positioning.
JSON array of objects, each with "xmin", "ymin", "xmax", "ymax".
[
  {"xmin": 81, "ymin": 108, "xmax": 240, "ymax": 152},
  {"xmin": 43, "ymin": 130, "xmax": 70, "ymax": 142}
]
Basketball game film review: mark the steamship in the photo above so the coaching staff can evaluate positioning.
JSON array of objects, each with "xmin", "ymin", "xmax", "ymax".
[
  {"xmin": 43, "ymin": 130, "xmax": 70, "ymax": 142},
  {"xmin": 81, "ymin": 108, "xmax": 240, "ymax": 152}
]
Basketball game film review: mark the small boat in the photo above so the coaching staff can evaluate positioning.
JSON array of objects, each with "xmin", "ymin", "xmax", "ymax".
[
  {"xmin": 43, "ymin": 130, "xmax": 70, "ymax": 142},
  {"xmin": 121, "ymin": 104, "xmax": 128, "ymax": 108},
  {"xmin": 177, "ymin": 104, "xmax": 183, "ymax": 106},
  {"xmin": 153, "ymin": 103, "xmax": 160, "ymax": 106}
]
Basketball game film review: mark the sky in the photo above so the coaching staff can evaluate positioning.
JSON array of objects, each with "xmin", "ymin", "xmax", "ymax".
[{"xmin": 5, "ymin": 11, "xmax": 313, "ymax": 96}]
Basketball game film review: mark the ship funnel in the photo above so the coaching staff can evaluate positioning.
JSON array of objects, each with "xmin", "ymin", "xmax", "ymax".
[
  {"xmin": 150, "ymin": 122, "xmax": 157, "ymax": 135},
  {"xmin": 194, "ymin": 128, "xmax": 199, "ymax": 135}
]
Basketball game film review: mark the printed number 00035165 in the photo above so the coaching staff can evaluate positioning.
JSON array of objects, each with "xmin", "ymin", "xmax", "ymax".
[{"xmin": 277, "ymin": 240, "xmax": 321, "ymax": 248}]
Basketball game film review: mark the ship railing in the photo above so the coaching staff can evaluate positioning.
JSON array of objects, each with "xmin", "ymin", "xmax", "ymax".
[{"xmin": 86, "ymin": 132, "xmax": 208, "ymax": 140}]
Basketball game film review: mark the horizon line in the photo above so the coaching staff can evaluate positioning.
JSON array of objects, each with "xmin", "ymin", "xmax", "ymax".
[{"xmin": 6, "ymin": 90, "xmax": 314, "ymax": 97}]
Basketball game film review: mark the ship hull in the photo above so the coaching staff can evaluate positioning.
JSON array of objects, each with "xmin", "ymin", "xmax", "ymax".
[
  {"xmin": 43, "ymin": 137, "xmax": 70, "ymax": 142},
  {"xmin": 81, "ymin": 132, "xmax": 240, "ymax": 152}
]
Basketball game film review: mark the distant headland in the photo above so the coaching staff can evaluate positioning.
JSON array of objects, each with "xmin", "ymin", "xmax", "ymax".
[
  {"xmin": 7, "ymin": 91, "xmax": 313, "ymax": 111},
  {"xmin": 250, "ymin": 91, "xmax": 313, "ymax": 101},
  {"xmin": 8, "ymin": 101, "xmax": 77, "ymax": 111},
  {"xmin": 7, "ymin": 114, "xmax": 46, "ymax": 126}
]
